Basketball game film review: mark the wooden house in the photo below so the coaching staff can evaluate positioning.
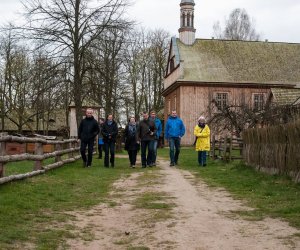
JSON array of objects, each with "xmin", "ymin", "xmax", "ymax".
[{"xmin": 163, "ymin": 0, "xmax": 300, "ymax": 145}]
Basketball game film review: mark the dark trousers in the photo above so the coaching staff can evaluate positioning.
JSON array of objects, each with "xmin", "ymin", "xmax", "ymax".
[
  {"xmin": 104, "ymin": 141, "xmax": 115, "ymax": 167},
  {"xmin": 153, "ymin": 139, "xmax": 158, "ymax": 163},
  {"xmin": 198, "ymin": 151, "xmax": 207, "ymax": 166},
  {"xmin": 80, "ymin": 140, "xmax": 94, "ymax": 166},
  {"xmin": 169, "ymin": 137, "xmax": 181, "ymax": 164},
  {"xmin": 128, "ymin": 150, "xmax": 138, "ymax": 165},
  {"xmin": 141, "ymin": 140, "xmax": 154, "ymax": 166},
  {"xmin": 98, "ymin": 144, "xmax": 103, "ymax": 158}
]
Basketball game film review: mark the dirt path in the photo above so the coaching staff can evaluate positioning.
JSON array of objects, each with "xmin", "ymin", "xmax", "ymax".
[{"xmin": 66, "ymin": 157, "xmax": 300, "ymax": 250}]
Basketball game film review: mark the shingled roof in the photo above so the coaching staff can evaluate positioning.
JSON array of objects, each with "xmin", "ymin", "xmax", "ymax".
[
  {"xmin": 271, "ymin": 88, "xmax": 300, "ymax": 105},
  {"xmin": 177, "ymin": 38, "xmax": 300, "ymax": 85}
]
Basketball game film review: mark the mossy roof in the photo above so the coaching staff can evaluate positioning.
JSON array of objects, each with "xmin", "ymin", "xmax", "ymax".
[
  {"xmin": 271, "ymin": 88, "xmax": 300, "ymax": 105},
  {"xmin": 177, "ymin": 38, "xmax": 300, "ymax": 84}
]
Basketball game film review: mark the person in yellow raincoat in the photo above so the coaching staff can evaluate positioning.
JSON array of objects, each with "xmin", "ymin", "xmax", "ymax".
[{"xmin": 194, "ymin": 116, "xmax": 210, "ymax": 167}]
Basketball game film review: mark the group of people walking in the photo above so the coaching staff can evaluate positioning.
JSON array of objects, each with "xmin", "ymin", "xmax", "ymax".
[{"xmin": 78, "ymin": 108, "xmax": 210, "ymax": 168}]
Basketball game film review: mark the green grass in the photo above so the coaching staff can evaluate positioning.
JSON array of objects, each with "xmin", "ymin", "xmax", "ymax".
[
  {"xmin": 164, "ymin": 147, "xmax": 300, "ymax": 229},
  {"xmin": 1, "ymin": 147, "xmax": 300, "ymax": 249},
  {"xmin": 0, "ymin": 155, "xmax": 145, "ymax": 249}
]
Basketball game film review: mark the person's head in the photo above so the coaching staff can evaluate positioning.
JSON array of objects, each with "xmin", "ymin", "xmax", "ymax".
[
  {"xmin": 85, "ymin": 108, "xmax": 93, "ymax": 118},
  {"xmin": 142, "ymin": 111, "xmax": 149, "ymax": 120},
  {"xmin": 107, "ymin": 114, "xmax": 113, "ymax": 122},
  {"xmin": 198, "ymin": 116, "xmax": 206, "ymax": 128},
  {"xmin": 150, "ymin": 111, "xmax": 156, "ymax": 120},
  {"xmin": 171, "ymin": 110, "xmax": 177, "ymax": 118},
  {"xmin": 198, "ymin": 116, "xmax": 206, "ymax": 123},
  {"xmin": 129, "ymin": 116, "xmax": 136, "ymax": 123}
]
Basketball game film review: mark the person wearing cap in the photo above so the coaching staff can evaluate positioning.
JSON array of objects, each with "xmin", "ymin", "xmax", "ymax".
[{"xmin": 194, "ymin": 116, "xmax": 210, "ymax": 167}]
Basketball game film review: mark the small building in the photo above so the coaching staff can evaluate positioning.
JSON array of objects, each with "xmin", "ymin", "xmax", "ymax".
[{"xmin": 163, "ymin": 0, "xmax": 300, "ymax": 145}]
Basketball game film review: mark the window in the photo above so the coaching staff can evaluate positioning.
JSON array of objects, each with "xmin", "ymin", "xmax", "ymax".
[
  {"xmin": 253, "ymin": 94, "xmax": 264, "ymax": 111},
  {"xmin": 216, "ymin": 93, "xmax": 228, "ymax": 110}
]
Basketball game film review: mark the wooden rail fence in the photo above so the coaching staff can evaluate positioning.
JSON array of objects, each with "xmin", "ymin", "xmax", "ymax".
[
  {"xmin": 0, "ymin": 135, "xmax": 80, "ymax": 185},
  {"xmin": 211, "ymin": 135, "xmax": 243, "ymax": 162}
]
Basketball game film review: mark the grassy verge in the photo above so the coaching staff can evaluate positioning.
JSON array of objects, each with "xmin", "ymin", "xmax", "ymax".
[
  {"xmin": 0, "ymin": 154, "xmax": 146, "ymax": 249},
  {"xmin": 161, "ymin": 147, "xmax": 300, "ymax": 229}
]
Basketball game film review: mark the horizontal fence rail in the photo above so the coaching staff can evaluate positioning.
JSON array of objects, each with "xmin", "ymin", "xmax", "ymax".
[{"xmin": 0, "ymin": 135, "xmax": 80, "ymax": 185}]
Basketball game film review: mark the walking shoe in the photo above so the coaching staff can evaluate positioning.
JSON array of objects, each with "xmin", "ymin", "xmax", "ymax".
[
  {"xmin": 83, "ymin": 162, "xmax": 87, "ymax": 168},
  {"xmin": 132, "ymin": 165, "xmax": 136, "ymax": 168},
  {"xmin": 169, "ymin": 163, "xmax": 175, "ymax": 167}
]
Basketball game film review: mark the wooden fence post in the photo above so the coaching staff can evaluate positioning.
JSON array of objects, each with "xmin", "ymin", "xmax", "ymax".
[
  {"xmin": 224, "ymin": 136, "xmax": 228, "ymax": 162},
  {"xmin": 211, "ymin": 135, "xmax": 216, "ymax": 160},
  {"xmin": 0, "ymin": 141, "xmax": 6, "ymax": 177},
  {"xmin": 218, "ymin": 138, "xmax": 222, "ymax": 159},
  {"xmin": 229, "ymin": 136, "xmax": 233, "ymax": 161},
  {"xmin": 34, "ymin": 142, "xmax": 43, "ymax": 170},
  {"xmin": 69, "ymin": 142, "xmax": 74, "ymax": 158},
  {"xmin": 55, "ymin": 143, "xmax": 62, "ymax": 162}
]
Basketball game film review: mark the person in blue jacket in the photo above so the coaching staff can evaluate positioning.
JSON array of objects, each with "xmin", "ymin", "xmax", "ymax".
[
  {"xmin": 164, "ymin": 110, "xmax": 185, "ymax": 166},
  {"xmin": 150, "ymin": 110, "xmax": 162, "ymax": 166}
]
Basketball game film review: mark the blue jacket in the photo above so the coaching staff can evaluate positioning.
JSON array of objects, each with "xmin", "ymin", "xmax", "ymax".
[
  {"xmin": 164, "ymin": 116, "xmax": 185, "ymax": 139},
  {"xmin": 150, "ymin": 117, "xmax": 162, "ymax": 139}
]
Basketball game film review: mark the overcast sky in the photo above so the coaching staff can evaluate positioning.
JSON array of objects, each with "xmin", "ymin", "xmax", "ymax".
[{"xmin": 1, "ymin": 0, "xmax": 300, "ymax": 43}]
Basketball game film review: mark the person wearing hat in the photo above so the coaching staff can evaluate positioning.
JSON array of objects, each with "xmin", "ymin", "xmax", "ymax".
[{"xmin": 194, "ymin": 116, "xmax": 210, "ymax": 167}]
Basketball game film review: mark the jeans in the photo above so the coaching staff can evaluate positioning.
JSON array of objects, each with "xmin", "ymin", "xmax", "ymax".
[
  {"xmin": 104, "ymin": 141, "xmax": 115, "ymax": 167},
  {"xmin": 198, "ymin": 151, "xmax": 207, "ymax": 166},
  {"xmin": 141, "ymin": 140, "xmax": 154, "ymax": 166},
  {"xmin": 153, "ymin": 139, "xmax": 158, "ymax": 163},
  {"xmin": 98, "ymin": 144, "xmax": 103, "ymax": 158},
  {"xmin": 169, "ymin": 137, "xmax": 181, "ymax": 164},
  {"xmin": 80, "ymin": 140, "xmax": 94, "ymax": 166}
]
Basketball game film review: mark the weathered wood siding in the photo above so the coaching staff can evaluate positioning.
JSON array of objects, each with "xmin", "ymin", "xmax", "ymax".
[{"xmin": 164, "ymin": 84, "xmax": 270, "ymax": 145}]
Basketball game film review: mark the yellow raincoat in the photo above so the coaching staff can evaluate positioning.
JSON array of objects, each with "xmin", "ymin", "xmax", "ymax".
[{"xmin": 194, "ymin": 125, "xmax": 210, "ymax": 151}]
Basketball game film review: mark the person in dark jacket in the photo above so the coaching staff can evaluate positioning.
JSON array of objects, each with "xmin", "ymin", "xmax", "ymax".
[
  {"xmin": 97, "ymin": 118, "xmax": 105, "ymax": 159},
  {"xmin": 150, "ymin": 110, "xmax": 162, "ymax": 166},
  {"xmin": 136, "ymin": 111, "xmax": 156, "ymax": 168},
  {"xmin": 124, "ymin": 116, "xmax": 139, "ymax": 168},
  {"xmin": 78, "ymin": 108, "xmax": 100, "ymax": 167},
  {"xmin": 102, "ymin": 114, "xmax": 118, "ymax": 167}
]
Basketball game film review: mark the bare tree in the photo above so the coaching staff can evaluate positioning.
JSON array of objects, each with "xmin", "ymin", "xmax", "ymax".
[
  {"xmin": 20, "ymin": 0, "xmax": 132, "ymax": 127},
  {"xmin": 213, "ymin": 8, "xmax": 261, "ymax": 41},
  {"xmin": 122, "ymin": 28, "xmax": 169, "ymax": 119},
  {"xmin": 209, "ymin": 100, "xmax": 300, "ymax": 138}
]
